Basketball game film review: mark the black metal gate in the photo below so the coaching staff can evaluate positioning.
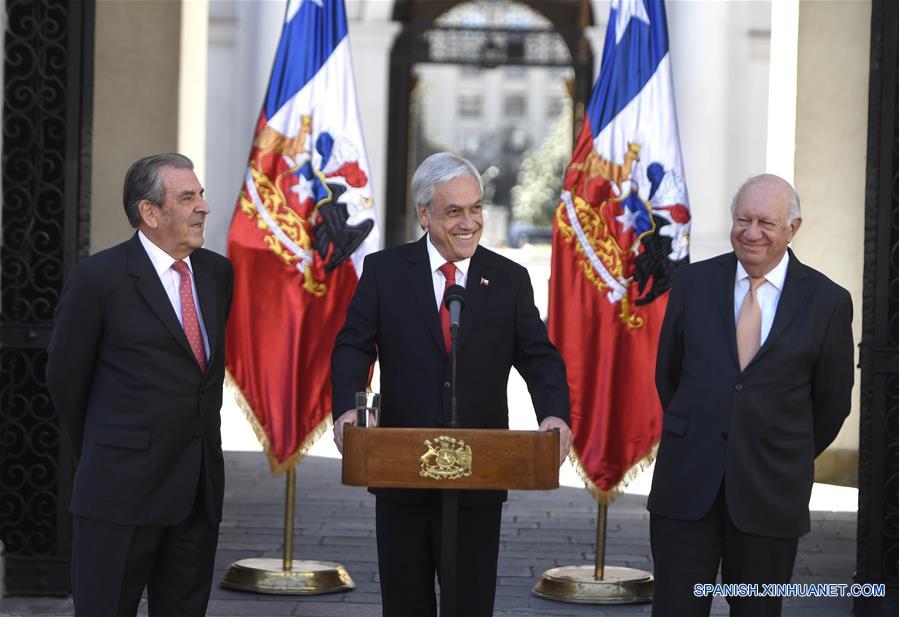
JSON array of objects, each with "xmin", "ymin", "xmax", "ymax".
[
  {"xmin": 857, "ymin": 0, "xmax": 899, "ymax": 614},
  {"xmin": 0, "ymin": 0, "xmax": 94, "ymax": 595}
]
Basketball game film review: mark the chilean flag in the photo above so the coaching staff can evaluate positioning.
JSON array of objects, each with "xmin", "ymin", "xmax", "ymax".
[
  {"xmin": 549, "ymin": 0, "xmax": 690, "ymax": 502},
  {"xmin": 226, "ymin": 0, "xmax": 378, "ymax": 473}
]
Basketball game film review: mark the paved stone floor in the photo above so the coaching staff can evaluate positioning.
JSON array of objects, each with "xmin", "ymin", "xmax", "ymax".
[{"xmin": 1, "ymin": 452, "xmax": 858, "ymax": 617}]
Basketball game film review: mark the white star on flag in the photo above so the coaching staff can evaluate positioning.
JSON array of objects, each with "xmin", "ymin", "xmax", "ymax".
[
  {"xmin": 615, "ymin": 205, "xmax": 640, "ymax": 232},
  {"xmin": 613, "ymin": 0, "xmax": 651, "ymax": 45},
  {"xmin": 291, "ymin": 173, "xmax": 316, "ymax": 204}
]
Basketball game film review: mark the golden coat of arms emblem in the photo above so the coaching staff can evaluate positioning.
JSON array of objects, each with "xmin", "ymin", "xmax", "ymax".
[{"xmin": 419, "ymin": 436, "xmax": 473, "ymax": 481}]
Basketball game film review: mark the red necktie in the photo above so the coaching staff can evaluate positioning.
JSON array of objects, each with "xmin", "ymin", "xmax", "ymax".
[
  {"xmin": 438, "ymin": 262, "xmax": 456, "ymax": 354},
  {"xmin": 172, "ymin": 260, "xmax": 207, "ymax": 372}
]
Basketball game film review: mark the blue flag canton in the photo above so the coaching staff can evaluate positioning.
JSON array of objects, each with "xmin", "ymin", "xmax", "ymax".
[
  {"xmin": 588, "ymin": 0, "xmax": 670, "ymax": 137},
  {"xmin": 265, "ymin": 0, "xmax": 348, "ymax": 119}
]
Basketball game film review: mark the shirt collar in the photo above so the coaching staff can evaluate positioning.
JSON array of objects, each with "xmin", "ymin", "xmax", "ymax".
[
  {"xmin": 735, "ymin": 250, "xmax": 789, "ymax": 290},
  {"xmin": 426, "ymin": 233, "xmax": 470, "ymax": 278},
  {"xmin": 138, "ymin": 230, "xmax": 193, "ymax": 277}
]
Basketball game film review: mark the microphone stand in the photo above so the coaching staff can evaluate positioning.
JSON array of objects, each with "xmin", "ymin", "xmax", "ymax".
[
  {"xmin": 450, "ymin": 320, "xmax": 459, "ymax": 428},
  {"xmin": 440, "ymin": 319, "xmax": 460, "ymax": 617}
]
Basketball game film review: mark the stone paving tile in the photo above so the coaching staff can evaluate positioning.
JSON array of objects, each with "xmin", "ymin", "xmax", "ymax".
[
  {"xmin": 205, "ymin": 599, "xmax": 298, "ymax": 615},
  {"xmin": 290, "ymin": 602, "xmax": 382, "ymax": 617},
  {"xmin": 2, "ymin": 452, "xmax": 857, "ymax": 617}
]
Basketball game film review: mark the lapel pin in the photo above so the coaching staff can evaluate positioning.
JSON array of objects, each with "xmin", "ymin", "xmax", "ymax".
[{"xmin": 480, "ymin": 277, "xmax": 490, "ymax": 286}]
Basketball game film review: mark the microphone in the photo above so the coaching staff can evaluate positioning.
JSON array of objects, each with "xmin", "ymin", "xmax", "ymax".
[{"xmin": 444, "ymin": 285, "xmax": 466, "ymax": 334}]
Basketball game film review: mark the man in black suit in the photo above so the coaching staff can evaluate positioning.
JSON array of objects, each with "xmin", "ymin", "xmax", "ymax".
[
  {"xmin": 648, "ymin": 174, "xmax": 854, "ymax": 616},
  {"xmin": 47, "ymin": 153, "xmax": 233, "ymax": 617},
  {"xmin": 331, "ymin": 152, "xmax": 572, "ymax": 617}
]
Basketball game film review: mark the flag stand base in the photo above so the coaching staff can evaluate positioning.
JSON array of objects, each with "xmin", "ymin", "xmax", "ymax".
[
  {"xmin": 531, "ymin": 502, "xmax": 653, "ymax": 604},
  {"xmin": 532, "ymin": 565, "xmax": 653, "ymax": 604},
  {"xmin": 220, "ymin": 469, "xmax": 355, "ymax": 595},
  {"xmin": 221, "ymin": 558, "xmax": 355, "ymax": 595}
]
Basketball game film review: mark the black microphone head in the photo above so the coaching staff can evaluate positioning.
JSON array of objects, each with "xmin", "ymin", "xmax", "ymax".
[{"xmin": 444, "ymin": 284, "xmax": 466, "ymax": 309}]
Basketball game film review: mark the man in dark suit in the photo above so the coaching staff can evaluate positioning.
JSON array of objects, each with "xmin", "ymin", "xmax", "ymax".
[
  {"xmin": 46, "ymin": 153, "xmax": 233, "ymax": 617},
  {"xmin": 331, "ymin": 152, "xmax": 573, "ymax": 617},
  {"xmin": 648, "ymin": 174, "xmax": 854, "ymax": 617}
]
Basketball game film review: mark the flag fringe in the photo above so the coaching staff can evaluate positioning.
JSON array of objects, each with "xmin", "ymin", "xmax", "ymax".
[
  {"xmin": 567, "ymin": 443, "xmax": 659, "ymax": 505},
  {"xmin": 225, "ymin": 370, "xmax": 333, "ymax": 476}
]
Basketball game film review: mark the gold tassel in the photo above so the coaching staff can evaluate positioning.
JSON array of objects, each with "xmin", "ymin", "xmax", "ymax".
[
  {"xmin": 567, "ymin": 444, "xmax": 658, "ymax": 505},
  {"xmin": 225, "ymin": 370, "xmax": 333, "ymax": 476}
]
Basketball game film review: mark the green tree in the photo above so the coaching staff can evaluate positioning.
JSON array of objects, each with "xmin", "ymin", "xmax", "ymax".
[{"xmin": 510, "ymin": 99, "xmax": 573, "ymax": 226}]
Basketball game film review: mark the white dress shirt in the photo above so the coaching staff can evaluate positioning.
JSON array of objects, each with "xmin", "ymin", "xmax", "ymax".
[
  {"xmin": 138, "ymin": 230, "xmax": 210, "ymax": 359},
  {"xmin": 426, "ymin": 233, "xmax": 469, "ymax": 311},
  {"xmin": 733, "ymin": 250, "xmax": 790, "ymax": 347}
]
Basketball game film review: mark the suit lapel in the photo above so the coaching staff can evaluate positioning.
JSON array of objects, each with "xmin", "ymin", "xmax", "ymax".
[
  {"xmin": 407, "ymin": 237, "xmax": 446, "ymax": 354},
  {"xmin": 192, "ymin": 252, "xmax": 218, "ymax": 366},
  {"xmin": 751, "ymin": 249, "xmax": 808, "ymax": 365},
  {"xmin": 457, "ymin": 246, "xmax": 489, "ymax": 350},
  {"xmin": 717, "ymin": 253, "xmax": 740, "ymax": 366},
  {"xmin": 126, "ymin": 234, "xmax": 199, "ymax": 366}
]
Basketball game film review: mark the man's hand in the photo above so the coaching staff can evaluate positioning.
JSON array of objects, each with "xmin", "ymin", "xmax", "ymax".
[
  {"xmin": 333, "ymin": 409, "xmax": 357, "ymax": 454},
  {"xmin": 538, "ymin": 416, "xmax": 573, "ymax": 465}
]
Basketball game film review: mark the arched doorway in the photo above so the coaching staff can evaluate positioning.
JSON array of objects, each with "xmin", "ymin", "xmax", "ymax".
[{"xmin": 384, "ymin": 0, "xmax": 594, "ymax": 248}]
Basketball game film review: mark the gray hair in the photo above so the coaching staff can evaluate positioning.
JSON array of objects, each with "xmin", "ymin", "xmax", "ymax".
[
  {"xmin": 411, "ymin": 152, "xmax": 483, "ymax": 210},
  {"xmin": 730, "ymin": 173, "xmax": 801, "ymax": 225},
  {"xmin": 123, "ymin": 153, "xmax": 194, "ymax": 228}
]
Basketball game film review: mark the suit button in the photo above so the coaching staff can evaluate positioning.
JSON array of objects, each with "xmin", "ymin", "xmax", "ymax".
[
  {"xmin": 721, "ymin": 432, "xmax": 729, "ymax": 440},
  {"xmin": 734, "ymin": 384, "xmax": 743, "ymax": 391},
  {"xmin": 444, "ymin": 382, "xmax": 451, "ymax": 389}
]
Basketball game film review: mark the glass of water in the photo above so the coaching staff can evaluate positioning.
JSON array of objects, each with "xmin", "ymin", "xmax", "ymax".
[{"xmin": 355, "ymin": 391, "xmax": 380, "ymax": 427}]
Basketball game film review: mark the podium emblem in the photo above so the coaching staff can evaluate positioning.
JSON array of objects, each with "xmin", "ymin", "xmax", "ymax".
[{"xmin": 419, "ymin": 436, "xmax": 472, "ymax": 480}]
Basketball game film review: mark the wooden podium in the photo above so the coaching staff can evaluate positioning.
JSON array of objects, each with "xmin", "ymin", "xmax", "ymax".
[
  {"xmin": 341, "ymin": 425, "xmax": 561, "ymax": 617},
  {"xmin": 342, "ymin": 426, "xmax": 560, "ymax": 490}
]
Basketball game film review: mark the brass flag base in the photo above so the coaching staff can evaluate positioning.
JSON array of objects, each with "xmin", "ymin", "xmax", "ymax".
[
  {"xmin": 221, "ymin": 558, "xmax": 355, "ymax": 595},
  {"xmin": 220, "ymin": 469, "xmax": 354, "ymax": 595},
  {"xmin": 532, "ymin": 502, "xmax": 653, "ymax": 604},
  {"xmin": 532, "ymin": 564, "xmax": 653, "ymax": 604}
]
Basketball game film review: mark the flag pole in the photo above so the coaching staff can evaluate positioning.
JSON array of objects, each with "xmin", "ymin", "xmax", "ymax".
[
  {"xmin": 531, "ymin": 500, "xmax": 654, "ymax": 604},
  {"xmin": 220, "ymin": 467, "xmax": 355, "ymax": 594},
  {"xmin": 594, "ymin": 503, "xmax": 607, "ymax": 580},
  {"xmin": 283, "ymin": 468, "xmax": 296, "ymax": 570}
]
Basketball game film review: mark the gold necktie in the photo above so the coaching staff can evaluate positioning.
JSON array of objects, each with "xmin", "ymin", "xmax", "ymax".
[{"xmin": 736, "ymin": 277, "xmax": 765, "ymax": 371}]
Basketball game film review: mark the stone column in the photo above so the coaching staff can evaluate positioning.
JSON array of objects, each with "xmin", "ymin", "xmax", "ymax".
[{"xmin": 792, "ymin": 0, "xmax": 871, "ymax": 485}]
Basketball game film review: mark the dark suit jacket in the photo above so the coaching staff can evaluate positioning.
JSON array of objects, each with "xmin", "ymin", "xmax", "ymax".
[
  {"xmin": 647, "ymin": 250, "xmax": 853, "ymax": 538},
  {"xmin": 47, "ymin": 233, "xmax": 233, "ymax": 526},
  {"xmin": 331, "ymin": 236, "xmax": 570, "ymax": 504}
]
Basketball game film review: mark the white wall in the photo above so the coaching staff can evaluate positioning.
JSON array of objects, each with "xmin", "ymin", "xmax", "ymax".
[{"xmin": 792, "ymin": 0, "xmax": 871, "ymax": 463}]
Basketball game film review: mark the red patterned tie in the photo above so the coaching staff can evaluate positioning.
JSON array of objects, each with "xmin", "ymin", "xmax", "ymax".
[
  {"xmin": 172, "ymin": 260, "xmax": 207, "ymax": 372},
  {"xmin": 438, "ymin": 262, "xmax": 456, "ymax": 354}
]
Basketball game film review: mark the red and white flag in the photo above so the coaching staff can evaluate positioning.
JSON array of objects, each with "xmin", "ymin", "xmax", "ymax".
[
  {"xmin": 549, "ymin": 0, "xmax": 690, "ymax": 501},
  {"xmin": 226, "ymin": 0, "xmax": 378, "ymax": 473}
]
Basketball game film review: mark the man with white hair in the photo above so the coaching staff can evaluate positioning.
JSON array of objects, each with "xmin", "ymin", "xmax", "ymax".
[
  {"xmin": 331, "ymin": 152, "xmax": 572, "ymax": 617},
  {"xmin": 648, "ymin": 174, "xmax": 854, "ymax": 616}
]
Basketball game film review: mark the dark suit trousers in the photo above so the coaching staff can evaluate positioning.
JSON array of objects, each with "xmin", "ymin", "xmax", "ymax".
[
  {"xmin": 71, "ymin": 490, "xmax": 218, "ymax": 617},
  {"xmin": 650, "ymin": 483, "xmax": 798, "ymax": 617},
  {"xmin": 376, "ymin": 493, "xmax": 502, "ymax": 617}
]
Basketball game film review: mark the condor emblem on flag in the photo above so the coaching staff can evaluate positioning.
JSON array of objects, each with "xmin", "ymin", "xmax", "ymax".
[{"xmin": 226, "ymin": 0, "xmax": 378, "ymax": 473}]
